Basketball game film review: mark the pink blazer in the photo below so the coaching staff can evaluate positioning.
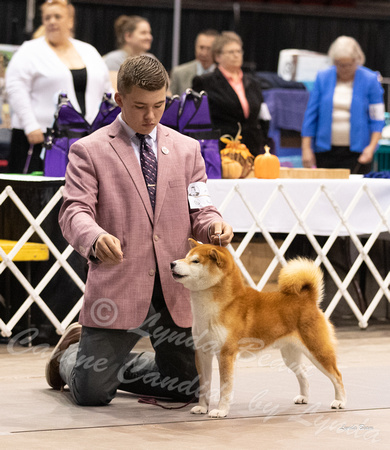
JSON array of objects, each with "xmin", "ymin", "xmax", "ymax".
[{"xmin": 59, "ymin": 118, "xmax": 222, "ymax": 329}]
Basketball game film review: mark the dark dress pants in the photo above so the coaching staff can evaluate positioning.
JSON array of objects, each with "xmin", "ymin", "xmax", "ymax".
[
  {"xmin": 60, "ymin": 273, "xmax": 199, "ymax": 406},
  {"xmin": 315, "ymin": 146, "xmax": 371, "ymax": 174},
  {"xmin": 8, "ymin": 129, "xmax": 43, "ymax": 174}
]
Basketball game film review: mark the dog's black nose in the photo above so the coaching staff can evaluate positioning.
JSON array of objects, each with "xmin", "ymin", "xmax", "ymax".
[{"xmin": 170, "ymin": 262, "xmax": 176, "ymax": 269}]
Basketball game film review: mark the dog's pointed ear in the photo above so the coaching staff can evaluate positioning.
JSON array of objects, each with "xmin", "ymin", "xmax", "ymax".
[
  {"xmin": 188, "ymin": 238, "xmax": 200, "ymax": 248},
  {"xmin": 209, "ymin": 248, "xmax": 225, "ymax": 267}
]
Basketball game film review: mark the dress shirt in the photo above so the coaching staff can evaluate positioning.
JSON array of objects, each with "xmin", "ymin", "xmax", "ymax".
[
  {"xmin": 196, "ymin": 61, "xmax": 216, "ymax": 76},
  {"xmin": 118, "ymin": 113, "xmax": 158, "ymax": 162},
  {"xmin": 218, "ymin": 65, "xmax": 250, "ymax": 119}
]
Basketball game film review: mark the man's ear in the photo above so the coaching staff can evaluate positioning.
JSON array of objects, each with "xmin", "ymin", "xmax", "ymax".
[
  {"xmin": 114, "ymin": 92, "xmax": 123, "ymax": 107},
  {"xmin": 188, "ymin": 238, "xmax": 200, "ymax": 248},
  {"xmin": 209, "ymin": 248, "xmax": 224, "ymax": 267}
]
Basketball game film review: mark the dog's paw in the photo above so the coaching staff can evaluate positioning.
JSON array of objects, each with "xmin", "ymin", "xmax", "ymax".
[
  {"xmin": 294, "ymin": 395, "xmax": 308, "ymax": 404},
  {"xmin": 209, "ymin": 408, "xmax": 228, "ymax": 418},
  {"xmin": 330, "ymin": 399, "xmax": 346, "ymax": 409},
  {"xmin": 191, "ymin": 405, "xmax": 208, "ymax": 415}
]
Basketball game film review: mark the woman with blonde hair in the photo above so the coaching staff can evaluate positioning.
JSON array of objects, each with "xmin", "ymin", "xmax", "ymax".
[
  {"xmin": 301, "ymin": 35, "xmax": 385, "ymax": 173},
  {"xmin": 6, "ymin": 0, "xmax": 112, "ymax": 173}
]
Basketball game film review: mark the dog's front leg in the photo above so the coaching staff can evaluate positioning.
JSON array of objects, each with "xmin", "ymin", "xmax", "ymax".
[
  {"xmin": 209, "ymin": 348, "xmax": 236, "ymax": 418},
  {"xmin": 191, "ymin": 350, "xmax": 213, "ymax": 415}
]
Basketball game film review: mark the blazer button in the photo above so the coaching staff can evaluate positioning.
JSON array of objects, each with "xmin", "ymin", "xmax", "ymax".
[
  {"xmin": 154, "ymin": 235, "xmax": 159, "ymax": 242},
  {"xmin": 149, "ymin": 269, "xmax": 155, "ymax": 276}
]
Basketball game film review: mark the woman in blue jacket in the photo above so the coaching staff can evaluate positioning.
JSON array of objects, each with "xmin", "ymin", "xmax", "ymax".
[{"xmin": 301, "ymin": 36, "xmax": 385, "ymax": 174}]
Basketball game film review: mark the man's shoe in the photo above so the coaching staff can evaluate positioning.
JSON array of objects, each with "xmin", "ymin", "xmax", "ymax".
[{"xmin": 45, "ymin": 322, "xmax": 82, "ymax": 390}]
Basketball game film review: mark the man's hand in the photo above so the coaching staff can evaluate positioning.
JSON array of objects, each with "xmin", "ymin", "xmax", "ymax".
[
  {"xmin": 95, "ymin": 234, "xmax": 123, "ymax": 264},
  {"xmin": 209, "ymin": 221, "xmax": 233, "ymax": 246}
]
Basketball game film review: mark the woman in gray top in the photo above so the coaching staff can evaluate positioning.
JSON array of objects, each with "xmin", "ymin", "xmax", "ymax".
[{"xmin": 103, "ymin": 15, "xmax": 154, "ymax": 71}]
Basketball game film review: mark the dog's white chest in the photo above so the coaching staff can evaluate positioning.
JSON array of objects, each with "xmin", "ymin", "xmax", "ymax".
[{"xmin": 190, "ymin": 292, "xmax": 228, "ymax": 354}]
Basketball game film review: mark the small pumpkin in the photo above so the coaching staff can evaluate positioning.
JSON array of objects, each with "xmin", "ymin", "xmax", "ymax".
[
  {"xmin": 254, "ymin": 145, "xmax": 280, "ymax": 179},
  {"xmin": 221, "ymin": 156, "xmax": 243, "ymax": 179},
  {"xmin": 220, "ymin": 123, "xmax": 254, "ymax": 178}
]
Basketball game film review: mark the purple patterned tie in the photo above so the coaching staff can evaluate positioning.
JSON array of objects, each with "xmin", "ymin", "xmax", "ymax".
[{"xmin": 136, "ymin": 133, "xmax": 157, "ymax": 210}]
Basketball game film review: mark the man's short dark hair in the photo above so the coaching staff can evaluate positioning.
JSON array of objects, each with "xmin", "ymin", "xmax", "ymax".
[
  {"xmin": 195, "ymin": 29, "xmax": 219, "ymax": 46},
  {"xmin": 117, "ymin": 55, "xmax": 169, "ymax": 94}
]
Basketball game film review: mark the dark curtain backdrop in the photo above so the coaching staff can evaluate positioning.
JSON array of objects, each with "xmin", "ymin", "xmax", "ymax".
[{"xmin": 0, "ymin": 1, "xmax": 390, "ymax": 76}]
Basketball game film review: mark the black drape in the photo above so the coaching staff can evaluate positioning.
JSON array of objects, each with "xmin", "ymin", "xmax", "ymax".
[
  {"xmin": 1, "ymin": 1, "xmax": 390, "ymax": 76},
  {"xmin": 0, "ymin": 0, "xmax": 29, "ymax": 45}
]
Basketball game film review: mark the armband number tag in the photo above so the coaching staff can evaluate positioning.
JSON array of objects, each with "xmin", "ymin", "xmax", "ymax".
[
  {"xmin": 188, "ymin": 182, "xmax": 213, "ymax": 209},
  {"xmin": 369, "ymin": 103, "xmax": 385, "ymax": 121}
]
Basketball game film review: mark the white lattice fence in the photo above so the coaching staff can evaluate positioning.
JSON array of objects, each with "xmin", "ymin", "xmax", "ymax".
[
  {"xmin": 0, "ymin": 184, "xmax": 85, "ymax": 337},
  {"xmin": 210, "ymin": 179, "xmax": 390, "ymax": 329},
  {"xmin": 1, "ymin": 177, "xmax": 389, "ymax": 336}
]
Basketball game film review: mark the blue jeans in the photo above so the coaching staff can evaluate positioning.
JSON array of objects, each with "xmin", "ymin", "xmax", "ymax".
[{"xmin": 60, "ymin": 274, "xmax": 199, "ymax": 406}]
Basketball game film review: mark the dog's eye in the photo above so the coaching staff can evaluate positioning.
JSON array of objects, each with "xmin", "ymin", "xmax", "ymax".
[{"xmin": 192, "ymin": 259, "xmax": 199, "ymax": 264}]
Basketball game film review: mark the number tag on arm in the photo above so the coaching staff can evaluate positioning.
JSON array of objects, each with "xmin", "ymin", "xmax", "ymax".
[{"xmin": 188, "ymin": 182, "xmax": 213, "ymax": 209}]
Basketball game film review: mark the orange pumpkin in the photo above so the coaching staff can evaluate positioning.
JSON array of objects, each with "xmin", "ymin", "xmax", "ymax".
[{"xmin": 254, "ymin": 145, "xmax": 280, "ymax": 179}]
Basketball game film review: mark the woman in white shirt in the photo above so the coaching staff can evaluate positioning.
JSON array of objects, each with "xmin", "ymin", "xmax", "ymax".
[{"xmin": 6, "ymin": 0, "xmax": 112, "ymax": 173}]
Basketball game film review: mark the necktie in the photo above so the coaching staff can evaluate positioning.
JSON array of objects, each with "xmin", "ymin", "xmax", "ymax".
[{"xmin": 136, "ymin": 133, "xmax": 157, "ymax": 210}]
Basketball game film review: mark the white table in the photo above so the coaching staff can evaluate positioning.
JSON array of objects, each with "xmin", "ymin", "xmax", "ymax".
[
  {"xmin": 208, "ymin": 177, "xmax": 390, "ymax": 328},
  {"xmin": 208, "ymin": 177, "xmax": 390, "ymax": 235}
]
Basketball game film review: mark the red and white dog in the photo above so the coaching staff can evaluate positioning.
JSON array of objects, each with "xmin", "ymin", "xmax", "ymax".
[{"xmin": 171, "ymin": 240, "xmax": 346, "ymax": 418}]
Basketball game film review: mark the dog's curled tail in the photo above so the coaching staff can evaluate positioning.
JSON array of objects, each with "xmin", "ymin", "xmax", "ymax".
[{"xmin": 278, "ymin": 258, "xmax": 323, "ymax": 303}]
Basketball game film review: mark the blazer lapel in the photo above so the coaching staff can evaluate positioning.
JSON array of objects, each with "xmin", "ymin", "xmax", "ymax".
[
  {"xmin": 154, "ymin": 124, "xmax": 174, "ymax": 224},
  {"xmin": 108, "ymin": 118, "xmax": 154, "ymax": 221},
  {"xmin": 215, "ymin": 68, "xmax": 244, "ymax": 118}
]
